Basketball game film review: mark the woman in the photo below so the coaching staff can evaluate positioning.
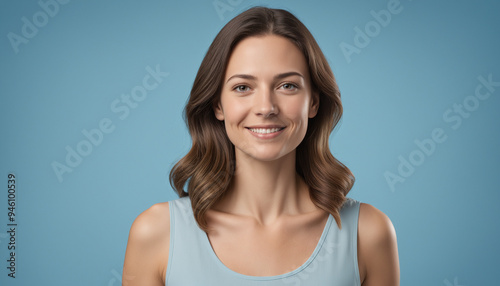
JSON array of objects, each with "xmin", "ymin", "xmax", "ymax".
[{"xmin": 123, "ymin": 6, "xmax": 399, "ymax": 285}]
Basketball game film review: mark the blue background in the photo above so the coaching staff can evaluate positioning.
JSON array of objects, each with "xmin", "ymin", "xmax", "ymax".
[{"xmin": 1, "ymin": 0, "xmax": 499, "ymax": 285}]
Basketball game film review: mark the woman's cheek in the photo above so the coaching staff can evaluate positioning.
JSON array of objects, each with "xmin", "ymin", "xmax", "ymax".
[
  {"xmin": 284, "ymin": 99, "xmax": 311, "ymax": 120},
  {"xmin": 228, "ymin": 103, "xmax": 248, "ymax": 122}
]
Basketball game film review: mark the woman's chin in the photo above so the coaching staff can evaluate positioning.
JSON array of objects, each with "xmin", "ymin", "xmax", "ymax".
[{"xmin": 237, "ymin": 148, "xmax": 294, "ymax": 163}]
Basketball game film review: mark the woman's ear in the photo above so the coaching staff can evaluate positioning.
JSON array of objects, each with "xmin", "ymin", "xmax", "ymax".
[
  {"xmin": 214, "ymin": 101, "xmax": 225, "ymax": 121},
  {"xmin": 308, "ymin": 90, "xmax": 319, "ymax": 118}
]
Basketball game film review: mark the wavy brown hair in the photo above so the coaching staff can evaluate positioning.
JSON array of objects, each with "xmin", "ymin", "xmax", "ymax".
[{"xmin": 169, "ymin": 6, "xmax": 354, "ymax": 231}]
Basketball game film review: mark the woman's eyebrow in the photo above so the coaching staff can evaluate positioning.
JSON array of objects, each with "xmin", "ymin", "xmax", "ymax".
[
  {"xmin": 225, "ymin": 71, "xmax": 304, "ymax": 83},
  {"xmin": 226, "ymin": 74, "xmax": 256, "ymax": 83},
  {"xmin": 274, "ymin": 71, "xmax": 304, "ymax": 81}
]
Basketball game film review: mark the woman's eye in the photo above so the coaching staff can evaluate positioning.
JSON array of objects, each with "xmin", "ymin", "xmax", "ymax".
[
  {"xmin": 281, "ymin": 83, "xmax": 298, "ymax": 91},
  {"xmin": 234, "ymin": 85, "xmax": 250, "ymax": 92}
]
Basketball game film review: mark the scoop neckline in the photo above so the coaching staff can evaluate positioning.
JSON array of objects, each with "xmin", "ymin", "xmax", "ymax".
[{"xmin": 199, "ymin": 213, "xmax": 333, "ymax": 281}]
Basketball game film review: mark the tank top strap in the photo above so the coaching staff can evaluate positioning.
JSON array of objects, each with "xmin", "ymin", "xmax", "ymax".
[
  {"xmin": 165, "ymin": 196, "xmax": 215, "ymax": 284},
  {"xmin": 324, "ymin": 198, "xmax": 361, "ymax": 285}
]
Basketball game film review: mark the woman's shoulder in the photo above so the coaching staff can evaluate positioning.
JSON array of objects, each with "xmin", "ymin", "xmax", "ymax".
[
  {"xmin": 339, "ymin": 198, "xmax": 395, "ymax": 238},
  {"xmin": 123, "ymin": 201, "xmax": 171, "ymax": 285},
  {"xmin": 357, "ymin": 202, "xmax": 400, "ymax": 285},
  {"xmin": 358, "ymin": 203, "xmax": 396, "ymax": 244},
  {"xmin": 130, "ymin": 201, "xmax": 171, "ymax": 240},
  {"xmin": 130, "ymin": 197, "xmax": 189, "ymax": 237}
]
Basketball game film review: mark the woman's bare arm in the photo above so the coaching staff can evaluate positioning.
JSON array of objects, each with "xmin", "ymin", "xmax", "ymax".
[
  {"xmin": 358, "ymin": 203, "xmax": 400, "ymax": 286},
  {"xmin": 122, "ymin": 202, "xmax": 170, "ymax": 286}
]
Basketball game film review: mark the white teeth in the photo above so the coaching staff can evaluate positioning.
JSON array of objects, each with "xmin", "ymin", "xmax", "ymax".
[{"xmin": 249, "ymin": 128, "xmax": 282, "ymax": 134}]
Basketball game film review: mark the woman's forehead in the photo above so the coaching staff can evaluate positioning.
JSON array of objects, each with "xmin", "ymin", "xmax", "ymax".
[{"xmin": 224, "ymin": 35, "xmax": 309, "ymax": 81}]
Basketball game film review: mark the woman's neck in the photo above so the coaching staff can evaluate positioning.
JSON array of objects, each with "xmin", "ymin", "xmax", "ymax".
[{"xmin": 214, "ymin": 150, "xmax": 317, "ymax": 226}]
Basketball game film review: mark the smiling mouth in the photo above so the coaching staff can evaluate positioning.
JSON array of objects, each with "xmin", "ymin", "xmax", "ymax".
[{"xmin": 246, "ymin": 127, "xmax": 286, "ymax": 134}]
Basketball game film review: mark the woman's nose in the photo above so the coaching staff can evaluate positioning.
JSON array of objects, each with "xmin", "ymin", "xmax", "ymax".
[{"xmin": 253, "ymin": 89, "xmax": 278, "ymax": 117}]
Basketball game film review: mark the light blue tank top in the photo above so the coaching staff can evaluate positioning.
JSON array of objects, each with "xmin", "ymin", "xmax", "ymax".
[{"xmin": 165, "ymin": 196, "xmax": 361, "ymax": 285}]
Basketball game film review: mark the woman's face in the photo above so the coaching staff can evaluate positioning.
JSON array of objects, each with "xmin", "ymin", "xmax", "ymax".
[{"xmin": 215, "ymin": 35, "xmax": 318, "ymax": 162}]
